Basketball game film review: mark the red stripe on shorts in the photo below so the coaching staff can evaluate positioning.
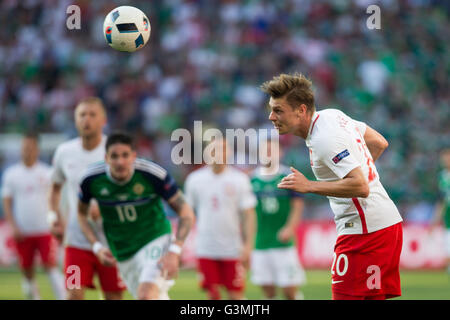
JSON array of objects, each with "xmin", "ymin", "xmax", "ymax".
[{"xmin": 352, "ymin": 198, "xmax": 368, "ymax": 234}]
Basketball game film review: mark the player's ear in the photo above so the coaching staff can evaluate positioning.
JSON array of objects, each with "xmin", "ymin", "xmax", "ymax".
[
  {"xmin": 299, "ymin": 104, "xmax": 308, "ymax": 115},
  {"xmin": 295, "ymin": 105, "xmax": 302, "ymax": 118}
]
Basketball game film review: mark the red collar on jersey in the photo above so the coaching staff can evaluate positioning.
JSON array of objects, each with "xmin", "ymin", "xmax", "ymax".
[{"xmin": 310, "ymin": 114, "xmax": 320, "ymax": 135}]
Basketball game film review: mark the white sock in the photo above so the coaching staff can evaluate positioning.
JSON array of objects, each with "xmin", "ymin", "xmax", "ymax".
[
  {"xmin": 22, "ymin": 278, "xmax": 40, "ymax": 300},
  {"xmin": 46, "ymin": 268, "xmax": 66, "ymax": 300},
  {"xmin": 295, "ymin": 291, "xmax": 305, "ymax": 300},
  {"xmin": 159, "ymin": 290, "xmax": 170, "ymax": 300},
  {"xmin": 156, "ymin": 277, "xmax": 174, "ymax": 300}
]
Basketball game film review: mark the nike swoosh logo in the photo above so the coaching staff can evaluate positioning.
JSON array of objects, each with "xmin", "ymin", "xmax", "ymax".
[{"xmin": 332, "ymin": 280, "xmax": 344, "ymax": 284}]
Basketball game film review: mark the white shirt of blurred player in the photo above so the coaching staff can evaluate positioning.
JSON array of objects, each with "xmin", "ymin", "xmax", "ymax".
[
  {"xmin": 51, "ymin": 136, "xmax": 106, "ymax": 250},
  {"xmin": 185, "ymin": 166, "xmax": 257, "ymax": 259},
  {"xmin": 306, "ymin": 109, "xmax": 403, "ymax": 236},
  {"xmin": 1, "ymin": 162, "xmax": 52, "ymax": 235}
]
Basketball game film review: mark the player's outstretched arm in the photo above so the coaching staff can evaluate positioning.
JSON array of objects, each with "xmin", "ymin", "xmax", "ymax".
[
  {"xmin": 77, "ymin": 200, "xmax": 116, "ymax": 266},
  {"xmin": 363, "ymin": 125, "xmax": 389, "ymax": 162},
  {"xmin": 160, "ymin": 190, "xmax": 195, "ymax": 279},
  {"xmin": 278, "ymin": 167, "xmax": 369, "ymax": 198}
]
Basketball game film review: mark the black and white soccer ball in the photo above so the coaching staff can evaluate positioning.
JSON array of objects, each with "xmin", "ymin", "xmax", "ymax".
[{"xmin": 103, "ymin": 6, "xmax": 151, "ymax": 52}]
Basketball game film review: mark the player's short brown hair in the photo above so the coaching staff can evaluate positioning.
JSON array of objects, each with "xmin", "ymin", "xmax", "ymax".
[
  {"xmin": 261, "ymin": 73, "xmax": 315, "ymax": 113},
  {"xmin": 75, "ymin": 96, "xmax": 106, "ymax": 115}
]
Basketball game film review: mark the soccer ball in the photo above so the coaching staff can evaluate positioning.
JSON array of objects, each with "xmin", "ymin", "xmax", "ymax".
[{"xmin": 103, "ymin": 6, "xmax": 151, "ymax": 52}]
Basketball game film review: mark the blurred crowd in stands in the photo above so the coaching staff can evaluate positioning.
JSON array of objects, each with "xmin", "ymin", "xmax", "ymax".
[{"xmin": 0, "ymin": 0, "xmax": 448, "ymax": 220}]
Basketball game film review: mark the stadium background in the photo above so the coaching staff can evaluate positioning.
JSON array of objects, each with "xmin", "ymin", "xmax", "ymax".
[{"xmin": 0, "ymin": 0, "xmax": 449, "ymax": 299}]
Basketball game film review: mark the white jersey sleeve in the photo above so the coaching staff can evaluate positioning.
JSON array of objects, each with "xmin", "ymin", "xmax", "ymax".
[
  {"xmin": 183, "ymin": 173, "xmax": 196, "ymax": 210},
  {"xmin": 238, "ymin": 175, "xmax": 257, "ymax": 210},
  {"xmin": 1, "ymin": 168, "xmax": 13, "ymax": 198},
  {"xmin": 306, "ymin": 109, "xmax": 402, "ymax": 236},
  {"xmin": 353, "ymin": 119, "xmax": 367, "ymax": 136},
  {"xmin": 314, "ymin": 133, "xmax": 361, "ymax": 179},
  {"xmin": 51, "ymin": 145, "xmax": 66, "ymax": 185}
]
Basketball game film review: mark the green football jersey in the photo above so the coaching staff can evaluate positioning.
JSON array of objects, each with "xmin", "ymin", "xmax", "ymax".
[
  {"xmin": 251, "ymin": 166, "xmax": 304, "ymax": 250},
  {"xmin": 79, "ymin": 158, "xmax": 178, "ymax": 261},
  {"xmin": 438, "ymin": 169, "xmax": 450, "ymax": 229}
]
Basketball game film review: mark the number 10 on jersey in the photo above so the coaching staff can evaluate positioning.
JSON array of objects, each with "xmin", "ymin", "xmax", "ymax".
[{"xmin": 115, "ymin": 204, "xmax": 137, "ymax": 222}]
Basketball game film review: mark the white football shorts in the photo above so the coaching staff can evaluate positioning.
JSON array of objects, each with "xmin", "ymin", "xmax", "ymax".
[
  {"xmin": 117, "ymin": 233, "xmax": 175, "ymax": 299},
  {"xmin": 250, "ymin": 246, "xmax": 306, "ymax": 287}
]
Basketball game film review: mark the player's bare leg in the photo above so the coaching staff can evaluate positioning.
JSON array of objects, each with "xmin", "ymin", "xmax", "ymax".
[
  {"xmin": 261, "ymin": 285, "xmax": 276, "ymax": 299},
  {"xmin": 67, "ymin": 288, "xmax": 122, "ymax": 300},
  {"xmin": 22, "ymin": 268, "xmax": 34, "ymax": 282},
  {"xmin": 43, "ymin": 266, "xmax": 65, "ymax": 300},
  {"xmin": 103, "ymin": 291, "xmax": 123, "ymax": 300},
  {"xmin": 281, "ymin": 286, "xmax": 297, "ymax": 300},
  {"xmin": 137, "ymin": 282, "xmax": 159, "ymax": 300},
  {"xmin": 205, "ymin": 284, "xmax": 221, "ymax": 300},
  {"xmin": 21, "ymin": 268, "xmax": 40, "ymax": 300},
  {"xmin": 228, "ymin": 289, "xmax": 244, "ymax": 300},
  {"xmin": 67, "ymin": 287, "xmax": 84, "ymax": 300}
]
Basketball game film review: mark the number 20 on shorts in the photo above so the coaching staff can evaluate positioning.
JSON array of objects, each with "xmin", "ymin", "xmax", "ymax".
[{"xmin": 331, "ymin": 253, "xmax": 348, "ymax": 276}]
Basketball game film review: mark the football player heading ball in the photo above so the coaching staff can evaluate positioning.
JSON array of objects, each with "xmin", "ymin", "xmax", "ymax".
[{"xmin": 263, "ymin": 73, "xmax": 403, "ymax": 300}]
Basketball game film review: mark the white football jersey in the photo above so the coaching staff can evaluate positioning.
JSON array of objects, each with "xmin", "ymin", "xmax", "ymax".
[
  {"xmin": 305, "ymin": 109, "xmax": 402, "ymax": 236},
  {"xmin": 184, "ymin": 166, "xmax": 257, "ymax": 259},
  {"xmin": 1, "ymin": 162, "xmax": 52, "ymax": 235},
  {"xmin": 51, "ymin": 136, "xmax": 107, "ymax": 250}
]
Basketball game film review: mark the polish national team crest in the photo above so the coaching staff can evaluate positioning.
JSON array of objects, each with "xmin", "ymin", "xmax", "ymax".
[{"xmin": 133, "ymin": 183, "xmax": 145, "ymax": 195}]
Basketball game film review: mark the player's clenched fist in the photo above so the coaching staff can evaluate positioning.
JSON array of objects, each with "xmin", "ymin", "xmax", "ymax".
[{"xmin": 277, "ymin": 167, "xmax": 309, "ymax": 193}]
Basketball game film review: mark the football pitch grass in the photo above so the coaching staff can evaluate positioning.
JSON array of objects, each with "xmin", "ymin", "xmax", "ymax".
[{"xmin": 0, "ymin": 268, "xmax": 449, "ymax": 300}]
